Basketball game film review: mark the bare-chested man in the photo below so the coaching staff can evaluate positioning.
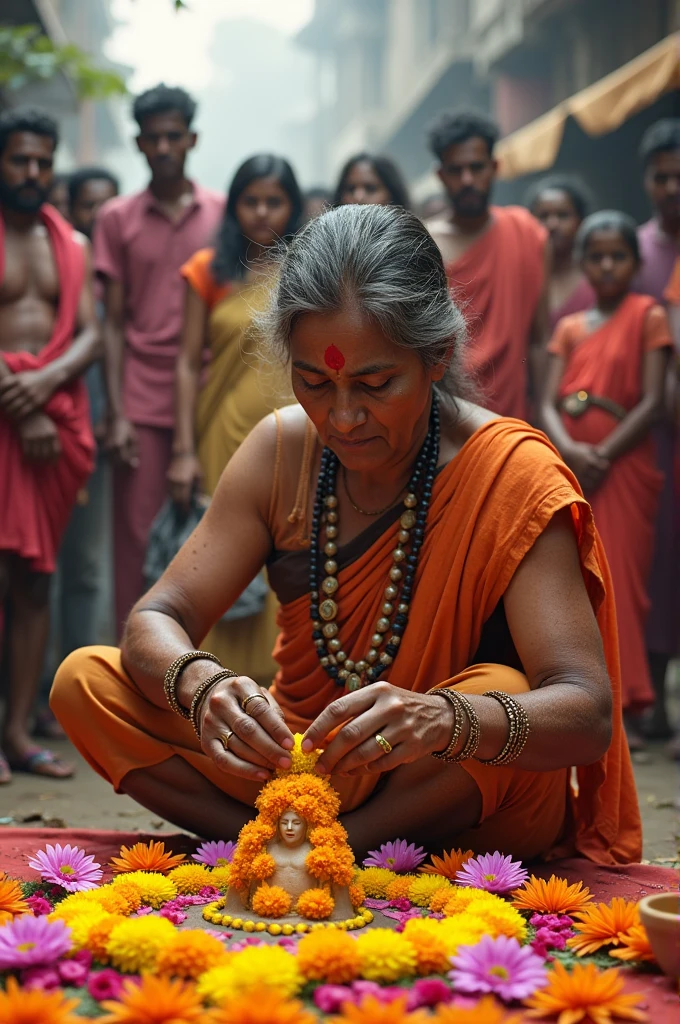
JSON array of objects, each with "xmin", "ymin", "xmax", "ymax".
[{"xmin": 0, "ymin": 108, "xmax": 99, "ymax": 783}]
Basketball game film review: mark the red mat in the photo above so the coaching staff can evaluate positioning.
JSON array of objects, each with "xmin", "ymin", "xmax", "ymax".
[{"xmin": 1, "ymin": 829, "xmax": 678, "ymax": 1021}]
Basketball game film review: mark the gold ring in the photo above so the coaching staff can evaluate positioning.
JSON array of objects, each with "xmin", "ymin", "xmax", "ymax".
[
  {"xmin": 241, "ymin": 693, "xmax": 270, "ymax": 715},
  {"xmin": 219, "ymin": 730, "xmax": 234, "ymax": 752},
  {"xmin": 375, "ymin": 733, "xmax": 392, "ymax": 755}
]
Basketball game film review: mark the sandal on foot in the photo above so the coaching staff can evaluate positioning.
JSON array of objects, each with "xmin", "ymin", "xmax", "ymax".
[
  {"xmin": 33, "ymin": 709, "xmax": 66, "ymax": 741},
  {"xmin": 0, "ymin": 751, "xmax": 11, "ymax": 784},
  {"xmin": 8, "ymin": 747, "xmax": 74, "ymax": 779}
]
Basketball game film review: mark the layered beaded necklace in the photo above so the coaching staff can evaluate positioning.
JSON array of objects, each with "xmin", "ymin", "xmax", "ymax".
[{"xmin": 309, "ymin": 395, "xmax": 440, "ymax": 691}]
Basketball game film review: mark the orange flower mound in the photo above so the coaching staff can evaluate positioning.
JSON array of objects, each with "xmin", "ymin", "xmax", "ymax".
[
  {"xmin": 334, "ymin": 996, "xmax": 429, "ymax": 1023},
  {"xmin": 296, "ymin": 887, "xmax": 335, "ymax": 920},
  {"xmin": 420, "ymin": 848, "xmax": 474, "ymax": 880},
  {"xmin": 349, "ymin": 883, "xmax": 366, "ymax": 909},
  {"xmin": 110, "ymin": 840, "xmax": 186, "ymax": 875},
  {"xmin": 386, "ymin": 876, "xmax": 413, "ymax": 901},
  {"xmin": 251, "ymin": 884, "xmax": 293, "ymax": 918},
  {"xmin": 524, "ymin": 961, "xmax": 648, "ymax": 1023},
  {"xmin": 567, "ymin": 898, "xmax": 640, "ymax": 956},
  {"xmin": 209, "ymin": 990, "xmax": 316, "ymax": 1024},
  {"xmin": 99, "ymin": 975, "xmax": 204, "ymax": 1023},
  {"xmin": 512, "ymin": 875, "xmax": 593, "ymax": 916},
  {"xmin": 250, "ymin": 854, "xmax": 276, "ymax": 882},
  {"xmin": 609, "ymin": 923, "xmax": 656, "ymax": 963},
  {"xmin": 0, "ymin": 977, "xmax": 82, "ymax": 1024},
  {"xmin": 0, "ymin": 871, "xmax": 29, "ymax": 924},
  {"xmin": 297, "ymin": 928, "xmax": 360, "ymax": 983},
  {"xmin": 156, "ymin": 929, "xmax": 229, "ymax": 978},
  {"xmin": 306, "ymin": 845, "xmax": 355, "ymax": 887},
  {"xmin": 434, "ymin": 996, "xmax": 522, "ymax": 1023},
  {"xmin": 308, "ymin": 823, "xmax": 348, "ymax": 847}
]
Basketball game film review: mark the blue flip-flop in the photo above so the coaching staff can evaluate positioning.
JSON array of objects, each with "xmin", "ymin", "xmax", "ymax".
[{"xmin": 8, "ymin": 747, "xmax": 74, "ymax": 778}]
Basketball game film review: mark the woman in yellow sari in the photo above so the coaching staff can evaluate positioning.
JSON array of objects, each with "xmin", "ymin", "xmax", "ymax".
[{"xmin": 167, "ymin": 155, "xmax": 302, "ymax": 683}]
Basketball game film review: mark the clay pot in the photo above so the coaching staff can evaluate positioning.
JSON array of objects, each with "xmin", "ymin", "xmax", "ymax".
[{"xmin": 638, "ymin": 892, "xmax": 680, "ymax": 980}]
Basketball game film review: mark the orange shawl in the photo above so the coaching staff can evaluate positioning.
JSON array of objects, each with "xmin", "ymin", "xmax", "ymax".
[
  {"xmin": 270, "ymin": 419, "xmax": 640, "ymax": 865},
  {"xmin": 446, "ymin": 207, "xmax": 546, "ymax": 420}
]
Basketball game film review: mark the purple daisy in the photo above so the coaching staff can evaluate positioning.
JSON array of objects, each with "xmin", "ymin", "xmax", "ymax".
[
  {"xmin": 192, "ymin": 839, "xmax": 236, "ymax": 867},
  {"xmin": 449, "ymin": 935, "xmax": 548, "ymax": 1002},
  {"xmin": 0, "ymin": 915, "xmax": 72, "ymax": 971},
  {"xmin": 363, "ymin": 839, "xmax": 427, "ymax": 872},
  {"xmin": 455, "ymin": 850, "xmax": 528, "ymax": 893},
  {"xmin": 27, "ymin": 843, "xmax": 102, "ymax": 892}
]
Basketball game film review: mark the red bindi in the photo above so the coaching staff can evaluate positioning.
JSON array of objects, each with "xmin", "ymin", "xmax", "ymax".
[{"xmin": 324, "ymin": 345, "xmax": 345, "ymax": 372}]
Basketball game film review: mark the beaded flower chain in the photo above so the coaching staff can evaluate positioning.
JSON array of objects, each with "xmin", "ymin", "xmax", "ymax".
[{"xmin": 310, "ymin": 395, "xmax": 440, "ymax": 691}]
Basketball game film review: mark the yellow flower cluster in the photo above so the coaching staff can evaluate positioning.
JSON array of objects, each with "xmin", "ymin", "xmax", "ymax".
[
  {"xmin": 354, "ymin": 867, "xmax": 397, "ymax": 898},
  {"xmin": 251, "ymin": 884, "xmax": 293, "ymax": 918},
  {"xmin": 355, "ymin": 928, "xmax": 417, "ymax": 983},
  {"xmin": 167, "ymin": 863, "xmax": 214, "ymax": 894},
  {"xmin": 105, "ymin": 915, "xmax": 176, "ymax": 973},
  {"xmin": 296, "ymin": 928, "xmax": 361, "ymax": 983},
  {"xmin": 277, "ymin": 732, "xmax": 323, "ymax": 776},
  {"xmin": 203, "ymin": 896, "xmax": 373, "ymax": 935},
  {"xmin": 197, "ymin": 945, "xmax": 303, "ymax": 1004},
  {"xmin": 295, "ymin": 887, "xmax": 334, "ymax": 920},
  {"xmin": 112, "ymin": 870, "xmax": 177, "ymax": 908},
  {"xmin": 408, "ymin": 874, "xmax": 453, "ymax": 909},
  {"xmin": 156, "ymin": 929, "xmax": 230, "ymax": 978}
]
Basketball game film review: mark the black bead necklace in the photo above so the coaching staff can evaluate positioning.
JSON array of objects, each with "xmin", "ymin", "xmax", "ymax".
[{"xmin": 309, "ymin": 395, "xmax": 440, "ymax": 691}]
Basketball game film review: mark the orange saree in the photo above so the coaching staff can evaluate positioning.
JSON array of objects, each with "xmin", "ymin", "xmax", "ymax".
[{"xmin": 548, "ymin": 294, "xmax": 672, "ymax": 711}]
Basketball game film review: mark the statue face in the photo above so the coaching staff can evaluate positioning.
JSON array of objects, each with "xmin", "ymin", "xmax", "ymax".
[{"xmin": 279, "ymin": 807, "xmax": 306, "ymax": 847}]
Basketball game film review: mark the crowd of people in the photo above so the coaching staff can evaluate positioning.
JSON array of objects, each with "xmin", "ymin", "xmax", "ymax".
[{"xmin": 0, "ymin": 82, "xmax": 677, "ymax": 797}]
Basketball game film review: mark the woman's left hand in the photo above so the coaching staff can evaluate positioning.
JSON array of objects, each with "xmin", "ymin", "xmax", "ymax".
[{"xmin": 301, "ymin": 682, "xmax": 455, "ymax": 776}]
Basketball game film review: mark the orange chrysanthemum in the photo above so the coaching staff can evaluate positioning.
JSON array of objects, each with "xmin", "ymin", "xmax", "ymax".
[
  {"xmin": 297, "ymin": 928, "xmax": 360, "ymax": 983},
  {"xmin": 110, "ymin": 840, "xmax": 186, "ymax": 875},
  {"xmin": 99, "ymin": 975, "xmax": 204, "ymax": 1024},
  {"xmin": 609, "ymin": 923, "xmax": 656, "ymax": 963},
  {"xmin": 511, "ymin": 875, "xmax": 593, "ymax": 916},
  {"xmin": 208, "ymin": 990, "xmax": 316, "ymax": 1024},
  {"xmin": 386, "ymin": 876, "xmax": 414, "ymax": 901},
  {"xmin": 420, "ymin": 848, "xmax": 475, "ymax": 880},
  {"xmin": 404, "ymin": 927, "xmax": 450, "ymax": 976},
  {"xmin": 308, "ymin": 823, "xmax": 348, "ymax": 847},
  {"xmin": 433, "ymin": 996, "xmax": 522, "ymax": 1023},
  {"xmin": 251, "ymin": 884, "xmax": 293, "ymax": 918},
  {"xmin": 156, "ymin": 929, "xmax": 229, "ymax": 978},
  {"xmin": 296, "ymin": 887, "xmax": 334, "ymax": 920},
  {"xmin": 250, "ymin": 854, "xmax": 276, "ymax": 882},
  {"xmin": 0, "ymin": 871, "xmax": 29, "ymax": 924},
  {"xmin": 524, "ymin": 961, "xmax": 648, "ymax": 1023},
  {"xmin": 83, "ymin": 912, "xmax": 126, "ymax": 963},
  {"xmin": 306, "ymin": 844, "xmax": 355, "ymax": 886},
  {"xmin": 334, "ymin": 996, "xmax": 429, "ymax": 1024},
  {"xmin": 567, "ymin": 898, "xmax": 640, "ymax": 956},
  {"xmin": 0, "ymin": 977, "xmax": 83, "ymax": 1024}
]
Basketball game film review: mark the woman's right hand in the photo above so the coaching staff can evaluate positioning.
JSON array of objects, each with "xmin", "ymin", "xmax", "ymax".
[
  {"xmin": 564, "ymin": 441, "xmax": 610, "ymax": 494},
  {"xmin": 167, "ymin": 452, "xmax": 203, "ymax": 511},
  {"xmin": 198, "ymin": 674, "xmax": 295, "ymax": 781}
]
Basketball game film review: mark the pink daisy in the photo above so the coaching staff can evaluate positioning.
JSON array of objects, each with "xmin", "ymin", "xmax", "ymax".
[
  {"xmin": 192, "ymin": 840, "xmax": 236, "ymax": 867},
  {"xmin": 455, "ymin": 850, "xmax": 528, "ymax": 893},
  {"xmin": 449, "ymin": 934, "xmax": 548, "ymax": 1002},
  {"xmin": 27, "ymin": 843, "xmax": 102, "ymax": 892},
  {"xmin": 363, "ymin": 839, "xmax": 427, "ymax": 872},
  {"xmin": 0, "ymin": 915, "xmax": 72, "ymax": 971}
]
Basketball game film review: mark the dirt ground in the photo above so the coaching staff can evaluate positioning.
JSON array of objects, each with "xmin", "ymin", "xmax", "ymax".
[{"xmin": 1, "ymin": 736, "xmax": 678, "ymax": 864}]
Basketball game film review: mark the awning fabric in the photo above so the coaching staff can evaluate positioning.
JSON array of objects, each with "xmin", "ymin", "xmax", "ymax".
[{"xmin": 497, "ymin": 33, "xmax": 680, "ymax": 180}]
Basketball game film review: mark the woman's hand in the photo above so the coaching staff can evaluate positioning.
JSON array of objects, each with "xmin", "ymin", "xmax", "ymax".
[
  {"xmin": 198, "ymin": 675, "xmax": 295, "ymax": 781},
  {"xmin": 167, "ymin": 452, "xmax": 203, "ymax": 511},
  {"xmin": 564, "ymin": 441, "xmax": 610, "ymax": 494},
  {"xmin": 301, "ymin": 682, "xmax": 455, "ymax": 776}
]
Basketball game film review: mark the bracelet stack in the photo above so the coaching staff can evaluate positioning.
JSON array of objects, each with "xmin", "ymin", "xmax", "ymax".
[
  {"xmin": 189, "ymin": 669, "xmax": 239, "ymax": 738},
  {"xmin": 477, "ymin": 690, "xmax": 530, "ymax": 766},
  {"xmin": 428, "ymin": 687, "xmax": 529, "ymax": 766},
  {"xmin": 163, "ymin": 651, "xmax": 222, "ymax": 718}
]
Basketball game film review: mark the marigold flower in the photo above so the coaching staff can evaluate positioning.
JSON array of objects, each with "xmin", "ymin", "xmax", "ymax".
[
  {"xmin": 420, "ymin": 849, "xmax": 475, "ymax": 881},
  {"xmin": 309, "ymin": 823, "xmax": 349, "ymax": 847},
  {"xmin": 110, "ymin": 840, "xmax": 186, "ymax": 875},
  {"xmin": 511, "ymin": 875, "xmax": 593, "ymax": 917},
  {"xmin": 354, "ymin": 867, "xmax": 396, "ymax": 899},
  {"xmin": 349, "ymin": 883, "xmax": 366, "ymax": 909},
  {"xmin": 250, "ymin": 853, "xmax": 276, "ymax": 881},
  {"xmin": 333, "ymin": 995, "xmax": 429, "ymax": 1023},
  {"xmin": 408, "ymin": 874, "xmax": 452, "ymax": 908},
  {"xmin": 433, "ymin": 995, "xmax": 522, "ymax": 1022},
  {"xmin": 523, "ymin": 960, "xmax": 648, "ymax": 1022},
  {"xmin": 93, "ymin": 882, "xmax": 143, "ymax": 916},
  {"xmin": 209, "ymin": 990, "xmax": 317, "ymax": 1024},
  {"xmin": 296, "ymin": 887, "xmax": 334, "ymax": 920},
  {"xmin": 465, "ymin": 897, "xmax": 528, "ymax": 942},
  {"xmin": 210, "ymin": 866, "xmax": 232, "ymax": 891},
  {"xmin": 111, "ymin": 871, "xmax": 177, "ymax": 909},
  {"xmin": 98, "ymin": 974, "xmax": 204, "ymax": 1023},
  {"xmin": 167, "ymin": 864, "xmax": 214, "ymax": 895},
  {"xmin": 83, "ymin": 912, "xmax": 127, "ymax": 963},
  {"xmin": 437, "ymin": 916, "xmax": 488, "ymax": 955},
  {"xmin": 306, "ymin": 845, "xmax": 355, "ymax": 886},
  {"xmin": 277, "ymin": 733, "xmax": 323, "ymax": 775},
  {"xmin": 197, "ymin": 945, "xmax": 303, "ymax": 1003},
  {"xmin": 156, "ymin": 928, "xmax": 229, "ymax": 978},
  {"xmin": 297, "ymin": 928, "xmax": 360, "ymax": 983},
  {"xmin": 0, "ymin": 976, "xmax": 82, "ymax": 1024},
  {"xmin": 401, "ymin": 919, "xmax": 451, "ymax": 975},
  {"xmin": 65, "ymin": 906, "xmax": 110, "ymax": 951},
  {"xmin": 567, "ymin": 898, "xmax": 640, "ymax": 956},
  {"xmin": 355, "ymin": 928, "xmax": 416, "ymax": 983},
  {"xmin": 251, "ymin": 884, "xmax": 293, "ymax": 918},
  {"xmin": 386, "ymin": 876, "xmax": 414, "ymax": 901},
  {"xmin": 105, "ymin": 915, "xmax": 176, "ymax": 973},
  {"xmin": 609, "ymin": 923, "xmax": 655, "ymax": 963},
  {"xmin": 0, "ymin": 871, "xmax": 30, "ymax": 924},
  {"xmin": 442, "ymin": 887, "xmax": 506, "ymax": 917}
]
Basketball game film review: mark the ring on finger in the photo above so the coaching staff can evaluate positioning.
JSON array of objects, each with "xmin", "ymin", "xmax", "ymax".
[
  {"xmin": 241, "ymin": 693, "xmax": 270, "ymax": 715},
  {"xmin": 219, "ymin": 729, "xmax": 234, "ymax": 752},
  {"xmin": 374, "ymin": 733, "xmax": 393, "ymax": 755}
]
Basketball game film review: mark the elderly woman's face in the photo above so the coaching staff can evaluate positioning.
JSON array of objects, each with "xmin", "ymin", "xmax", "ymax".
[{"xmin": 291, "ymin": 307, "xmax": 443, "ymax": 471}]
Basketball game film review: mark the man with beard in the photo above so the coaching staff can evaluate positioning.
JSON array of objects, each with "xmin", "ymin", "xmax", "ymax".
[
  {"xmin": 426, "ymin": 111, "xmax": 549, "ymax": 420},
  {"xmin": 0, "ymin": 108, "xmax": 99, "ymax": 782},
  {"xmin": 94, "ymin": 84, "xmax": 223, "ymax": 636},
  {"xmin": 632, "ymin": 120, "xmax": 680, "ymax": 746}
]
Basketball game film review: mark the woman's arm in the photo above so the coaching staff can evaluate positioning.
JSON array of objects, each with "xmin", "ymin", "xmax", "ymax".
[
  {"xmin": 167, "ymin": 284, "xmax": 208, "ymax": 509},
  {"xmin": 595, "ymin": 347, "xmax": 669, "ymax": 463},
  {"xmin": 540, "ymin": 352, "xmax": 609, "ymax": 492}
]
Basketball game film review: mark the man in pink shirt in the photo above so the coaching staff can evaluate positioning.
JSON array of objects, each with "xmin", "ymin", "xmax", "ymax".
[{"xmin": 94, "ymin": 84, "xmax": 223, "ymax": 635}]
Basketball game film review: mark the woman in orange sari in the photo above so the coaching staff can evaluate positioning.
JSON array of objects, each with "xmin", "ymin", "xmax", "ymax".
[
  {"xmin": 541, "ymin": 211, "xmax": 672, "ymax": 751},
  {"xmin": 52, "ymin": 205, "xmax": 640, "ymax": 864}
]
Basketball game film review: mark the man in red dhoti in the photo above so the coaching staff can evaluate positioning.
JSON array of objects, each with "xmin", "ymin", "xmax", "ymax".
[
  {"xmin": 426, "ymin": 111, "xmax": 549, "ymax": 420},
  {"xmin": 0, "ymin": 108, "xmax": 98, "ymax": 782}
]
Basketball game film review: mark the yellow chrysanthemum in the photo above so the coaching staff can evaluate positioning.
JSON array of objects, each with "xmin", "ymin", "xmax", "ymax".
[
  {"xmin": 0, "ymin": 871, "xmax": 30, "ymax": 924},
  {"xmin": 114, "ymin": 870, "xmax": 177, "ymax": 909},
  {"xmin": 0, "ymin": 977, "xmax": 82, "ymax": 1024},
  {"xmin": 567, "ymin": 898, "xmax": 641, "ymax": 956},
  {"xmin": 385, "ymin": 876, "xmax": 414, "ymax": 901},
  {"xmin": 442, "ymin": 886, "xmax": 506, "ymax": 917},
  {"xmin": 408, "ymin": 874, "xmax": 452, "ymax": 908},
  {"xmin": 156, "ymin": 929, "xmax": 230, "ymax": 978},
  {"xmin": 208, "ymin": 990, "xmax": 317, "ymax": 1024},
  {"xmin": 436, "ymin": 915, "xmax": 488, "ymax": 955},
  {"xmin": 65, "ymin": 906, "xmax": 111, "ymax": 950},
  {"xmin": 167, "ymin": 863, "xmax": 213, "ymax": 895},
  {"xmin": 93, "ymin": 881, "xmax": 143, "ymax": 916},
  {"xmin": 355, "ymin": 928, "xmax": 417, "ymax": 983},
  {"xmin": 297, "ymin": 928, "xmax": 361, "ymax": 983},
  {"xmin": 110, "ymin": 839, "xmax": 186, "ymax": 875},
  {"xmin": 84, "ymin": 912, "xmax": 127, "ymax": 964},
  {"xmin": 210, "ymin": 865, "xmax": 232, "ymax": 891},
  {"xmin": 99, "ymin": 974, "xmax": 204, "ymax": 1024},
  {"xmin": 465, "ymin": 896, "xmax": 527, "ymax": 941},
  {"xmin": 106, "ymin": 915, "xmax": 176, "ymax": 973},
  {"xmin": 276, "ymin": 732, "xmax": 322, "ymax": 775},
  {"xmin": 511, "ymin": 874, "xmax": 593, "ymax": 917},
  {"xmin": 354, "ymin": 867, "xmax": 397, "ymax": 899},
  {"xmin": 197, "ymin": 946, "xmax": 302, "ymax": 1003},
  {"xmin": 401, "ymin": 919, "xmax": 451, "ymax": 975},
  {"xmin": 524, "ymin": 960, "xmax": 648, "ymax": 1022},
  {"xmin": 251, "ymin": 884, "xmax": 293, "ymax": 918}
]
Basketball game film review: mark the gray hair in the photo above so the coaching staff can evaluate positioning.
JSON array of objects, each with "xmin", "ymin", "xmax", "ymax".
[{"xmin": 259, "ymin": 204, "xmax": 473, "ymax": 404}]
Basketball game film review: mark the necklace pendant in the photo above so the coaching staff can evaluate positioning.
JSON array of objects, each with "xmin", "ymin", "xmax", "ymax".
[{"xmin": 346, "ymin": 673, "xmax": 362, "ymax": 691}]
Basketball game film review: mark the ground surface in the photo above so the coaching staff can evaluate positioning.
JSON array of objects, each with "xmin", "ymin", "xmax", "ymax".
[{"xmin": 1, "ymin": 736, "xmax": 678, "ymax": 864}]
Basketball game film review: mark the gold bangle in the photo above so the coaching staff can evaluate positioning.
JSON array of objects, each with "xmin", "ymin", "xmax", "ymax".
[
  {"xmin": 190, "ymin": 669, "xmax": 239, "ymax": 738},
  {"xmin": 449, "ymin": 691, "xmax": 481, "ymax": 761},
  {"xmin": 428, "ymin": 687, "xmax": 464, "ymax": 761},
  {"xmin": 163, "ymin": 651, "xmax": 222, "ymax": 718},
  {"xmin": 475, "ymin": 690, "xmax": 530, "ymax": 766}
]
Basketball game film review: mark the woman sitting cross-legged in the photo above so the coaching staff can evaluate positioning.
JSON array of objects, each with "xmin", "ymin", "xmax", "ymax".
[{"xmin": 51, "ymin": 204, "xmax": 641, "ymax": 864}]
